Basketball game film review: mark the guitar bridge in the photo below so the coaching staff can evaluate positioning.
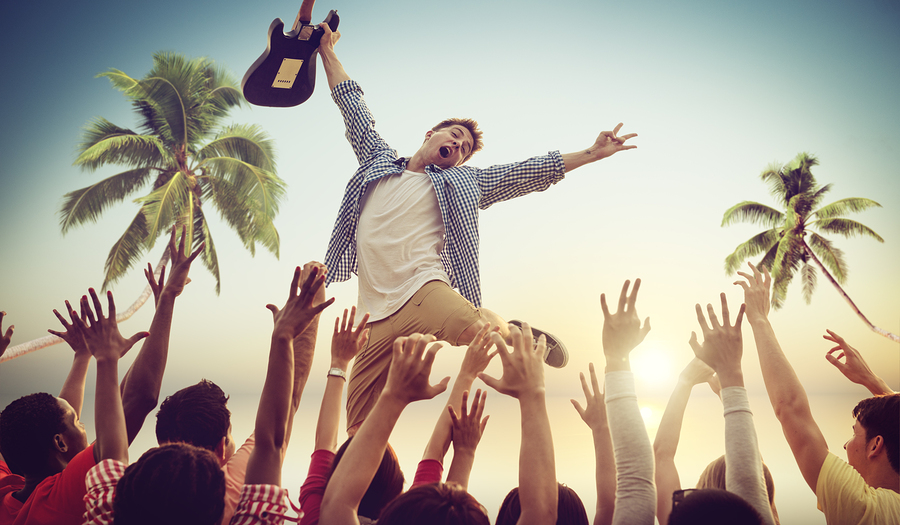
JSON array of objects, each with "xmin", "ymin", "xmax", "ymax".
[{"xmin": 272, "ymin": 58, "xmax": 304, "ymax": 89}]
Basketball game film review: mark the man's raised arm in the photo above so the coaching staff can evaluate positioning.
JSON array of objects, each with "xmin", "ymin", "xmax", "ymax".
[
  {"xmin": 318, "ymin": 23, "xmax": 349, "ymax": 91},
  {"xmin": 561, "ymin": 123, "xmax": 637, "ymax": 173},
  {"xmin": 736, "ymin": 263, "xmax": 828, "ymax": 491}
]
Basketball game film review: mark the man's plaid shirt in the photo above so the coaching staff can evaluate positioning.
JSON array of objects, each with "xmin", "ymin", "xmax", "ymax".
[{"xmin": 324, "ymin": 80, "xmax": 566, "ymax": 307}]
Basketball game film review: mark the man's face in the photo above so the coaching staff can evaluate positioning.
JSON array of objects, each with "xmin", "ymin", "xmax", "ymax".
[
  {"xmin": 844, "ymin": 419, "xmax": 871, "ymax": 474},
  {"xmin": 423, "ymin": 125, "xmax": 474, "ymax": 169},
  {"xmin": 56, "ymin": 398, "xmax": 88, "ymax": 460}
]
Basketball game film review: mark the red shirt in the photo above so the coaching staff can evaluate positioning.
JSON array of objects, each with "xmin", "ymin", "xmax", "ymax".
[{"xmin": 0, "ymin": 444, "xmax": 96, "ymax": 525}]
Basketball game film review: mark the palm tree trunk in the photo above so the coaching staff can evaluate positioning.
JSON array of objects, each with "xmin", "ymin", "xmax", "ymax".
[
  {"xmin": 802, "ymin": 241, "xmax": 899, "ymax": 343},
  {"xmin": 0, "ymin": 249, "xmax": 172, "ymax": 363}
]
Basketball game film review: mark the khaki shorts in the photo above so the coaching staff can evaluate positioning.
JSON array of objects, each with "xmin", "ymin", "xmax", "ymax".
[{"xmin": 346, "ymin": 280, "xmax": 482, "ymax": 430}]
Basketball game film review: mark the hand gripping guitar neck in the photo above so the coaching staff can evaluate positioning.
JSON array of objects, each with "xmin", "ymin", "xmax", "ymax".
[{"xmin": 242, "ymin": 3, "xmax": 340, "ymax": 108}]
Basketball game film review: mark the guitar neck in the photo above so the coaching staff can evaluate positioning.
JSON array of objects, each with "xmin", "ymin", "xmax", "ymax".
[{"xmin": 291, "ymin": 0, "xmax": 316, "ymax": 31}]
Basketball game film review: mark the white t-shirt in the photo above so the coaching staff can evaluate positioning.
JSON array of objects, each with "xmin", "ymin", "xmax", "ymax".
[{"xmin": 356, "ymin": 170, "xmax": 449, "ymax": 321}]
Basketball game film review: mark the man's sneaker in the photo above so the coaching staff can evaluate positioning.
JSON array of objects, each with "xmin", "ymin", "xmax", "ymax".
[{"xmin": 508, "ymin": 320, "xmax": 568, "ymax": 368}]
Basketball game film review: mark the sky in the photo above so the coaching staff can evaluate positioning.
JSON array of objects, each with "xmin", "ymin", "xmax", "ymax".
[{"xmin": 1, "ymin": 0, "xmax": 899, "ymax": 523}]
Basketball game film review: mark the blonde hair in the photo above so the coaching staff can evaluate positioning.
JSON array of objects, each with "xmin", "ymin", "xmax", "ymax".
[{"xmin": 696, "ymin": 455, "xmax": 780, "ymax": 525}]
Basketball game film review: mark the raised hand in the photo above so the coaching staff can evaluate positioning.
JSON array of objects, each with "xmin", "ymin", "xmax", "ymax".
[
  {"xmin": 72, "ymin": 289, "xmax": 149, "ymax": 363},
  {"xmin": 571, "ymin": 362, "xmax": 608, "ymax": 431},
  {"xmin": 591, "ymin": 123, "xmax": 638, "ymax": 160},
  {"xmin": 161, "ymin": 226, "xmax": 203, "ymax": 299},
  {"xmin": 382, "ymin": 334, "xmax": 449, "ymax": 405},
  {"xmin": 824, "ymin": 330, "xmax": 894, "ymax": 395},
  {"xmin": 600, "ymin": 279, "xmax": 651, "ymax": 370},
  {"xmin": 267, "ymin": 266, "xmax": 336, "ymax": 341},
  {"xmin": 459, "ymin": 322, "xmax": 498, "ymax": 380},
  {"xmin": 449, "ymin": 389, "xmax": 489, "ymax": 453},
  {"xmin": 331, "ymin": 307, "xmax": 369, "ymax": 369},
  {"xmin": 48, "ymin": 300, "xmax": 90, "ymax": 357},
  {"xmin": 679, "ymin": 357, "xmax": 721, "ymax": 396},
  {"xmin": 689, "ymin": 293, "xmax": 746, "ymax": 388},
  {"xmin": 478, "ymin": 323, "xmax": 545, "ymax": 400},
  {"xmin": 0, "ymin": 311, "xmax": 13, "ymax": 359},
  {"xmin": 734, "ymin": 262, "xmax": 771, "ymax": 322}
]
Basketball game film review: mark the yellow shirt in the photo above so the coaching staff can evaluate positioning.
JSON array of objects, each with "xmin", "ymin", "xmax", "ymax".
[{"xmin": 817, "ymin": 451, "xmax": 900, "ymax": 525}]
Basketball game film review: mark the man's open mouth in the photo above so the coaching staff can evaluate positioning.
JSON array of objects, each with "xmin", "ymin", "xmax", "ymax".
[{"xmin": 439, "ymin": 146, "xmax": 451, "ymax": 159}]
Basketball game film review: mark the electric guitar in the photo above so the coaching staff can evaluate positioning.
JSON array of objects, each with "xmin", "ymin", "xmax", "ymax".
[{"xmin": 241, "ymin": 0, "xmax": 339, "ymax": 107}]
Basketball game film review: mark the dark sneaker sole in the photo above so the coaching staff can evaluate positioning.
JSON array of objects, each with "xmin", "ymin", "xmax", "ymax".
[{"xmin": 508, "ymin": 320, "xmax": 569, "ymax": 368}]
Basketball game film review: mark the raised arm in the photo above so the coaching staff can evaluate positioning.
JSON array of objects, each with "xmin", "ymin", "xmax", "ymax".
[
  {"xmin": 120, "ymin": 228, "xmax": 202, "ymax": 443},
  {"xmin": 479, "ymin": 323, "xmax": 556, "ymax": 525},
  {"xmin": 600, "ymin": 279, "xmax": 655, "ymax": 525},
  {"xmin": 445, "ymin": 389, "xmax": 489, "ymax": 489},
  {"xmin": 422, "ymin": 323, "xmax": 496, "ymax": 464},
  {"xmin": 561, "ymin": 123, "xmax": 637, "ymax": 173},
  {"xmin": 321, "ymin": 334, "xmax": 449, "ymax": 525},
  {"xmin": 315, "ymin": 306, "xmax": 369, "ymax": 453},
  {"xmin": 823, "ymin": 330, "xmax": 894, "ymax": 396},
  {"xmin": 689, "ymin": 293, "xmax": 774, "ymax": 525},
  {"xmin": 70, "ymin": 289, "xmax": 148, "ymax": 465},
  {"xmin": 572, "ymin": 362, "xmax": 616, "ymax": 525},
  {"xmin": 49, "ymin": 301, "xmax": 92, "ymax": 417},
  {"xmin": 736, "ymin": 263, "xmax": 828, "ymax": 491},
  {"xmin": 0, "ymin": 311, "xmax": 13, "ymax": 360},
  {"xmin": 653, "ymin": 358, "xmax": 716, "ymax": 525},
  {"xmin": 318, "ymin": 22, "xmax": 349, "ymax": 91}
]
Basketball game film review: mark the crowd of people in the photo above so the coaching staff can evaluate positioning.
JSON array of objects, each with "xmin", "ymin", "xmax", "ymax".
[{"xmin": 1, "ymin": 19, "xmax": 898, "ymax": 525}]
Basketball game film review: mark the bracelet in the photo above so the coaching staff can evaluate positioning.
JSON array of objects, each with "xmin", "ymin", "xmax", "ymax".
[{"xmin": 327, "ymin": 367, "xmax": 347, "ymax": 381}]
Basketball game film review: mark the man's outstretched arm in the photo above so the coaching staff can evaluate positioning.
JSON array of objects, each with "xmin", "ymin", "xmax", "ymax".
[
  {"xmin": 318, "ymin": 23, "xmax": 349, "ymax": 91},
  {"xmin": 737, "ymin": 263, "xmax": 828, "ymax": 491},
  {"xmin": 561, "ymin": 123, "xmax": 637, "ymax": 173}
]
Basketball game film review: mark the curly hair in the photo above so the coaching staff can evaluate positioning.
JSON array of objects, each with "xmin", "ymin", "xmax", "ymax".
[
  {"xmin": 431, "ymin": 118, "xmax": 483, "ymax": 164},
  {"xmin": 113, "ymin": 443, "xmax": 225, "ymax": 525},
  {"xmin": 853, "ymin": 393, "xmax": 900, "ymax": 474},
  {"xmin": 155, "ymin": 379, "xmax": 230, "ymax": 451},
  {"xmin": 0, "ymin": 393, "xmax": 66, "ymax": 475},
  {"xmin": 378, "ymin": 482, "xmax": 489, "ymax": 525}
]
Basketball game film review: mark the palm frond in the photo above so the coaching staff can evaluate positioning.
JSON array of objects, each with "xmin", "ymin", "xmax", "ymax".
[
  {"xmin": 137, "ymin": 76, "xmax": 188, "ymax": 146},
  {"xmin": 800, "ymin": 261, "xmax": 818, "ymax": 304},
  {"xmin": 807, "ymin": 233, "xmax": 847, "ymax": 284},
  {"xmin": 102, "ymin": 210, "xmax": 150, "ymax": 290},
  {"xmin": 59, "ymin": 168, "xmax": 152, "ymax": 234},
  {"xmin": 195, "ymin": 124, "xmax": 277, "ymax": 172},
  {"xmin": 721, "ymin": 202, "xmax": 784, "ymax": 228},
  {"xmin": 814, "ymin": 198, "xmax": 883, "ymax": 219},
  {"xmin": 756, "ymin": 241, "xmax": 779, "ymax": 273},
  {"xmin": 75, "ymin": 119, "xmax": 168, "ymax": 171},
  {"xmin": 809, "ymin": 183, "xmax": 833, "ymax": 210},
  {"xmin": 136, "ymin": 171, "xmax": 191, "ymax": 247},
  {"xmin": 812, "ymin": 218, "xmax": 885, "ymax": 242},
  {"xmin": 193, "ymin": 206, "xmax": 221, "ymax": 294},
  {"xmin": 97, "ymin": 69, "xmax": 140, "ymax": 95},
  {"xmin": 201, "ymin": 177, "xmax": 254, "ymax": 246},
  {"xmin": 759, "ymin": 162, "xmax": 788, "ymax": 202},
  {"xmin": 724, "ymin": 228, "xmax": 780, "ymax": 274},
  {"xmin": 203, "ymin": 158, "xmax": 286, "ymax": 220}
]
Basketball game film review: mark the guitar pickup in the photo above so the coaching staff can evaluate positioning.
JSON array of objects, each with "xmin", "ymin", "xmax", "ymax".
[
  {"xmin": 297, "ymin": 25, "xmax": 315, "ymax": 41},
  {"xmin": 272, "ymin": 58, "xmax": 304, "ymax": 89}
]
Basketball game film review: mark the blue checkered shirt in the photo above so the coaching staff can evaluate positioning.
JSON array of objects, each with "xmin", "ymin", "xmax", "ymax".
[{"xmin": 324, "ymin": 80, "xmax": 566, "ymax": 307}]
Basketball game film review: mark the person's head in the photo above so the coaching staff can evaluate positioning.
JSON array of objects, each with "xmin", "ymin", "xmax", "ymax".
[
  {"xmin": 696, "ymin": 455, "xmax": 780, "ymax": 524},
  {"xmin": 0, "ymin": 393, "xmax": 88, "ymax": 475},
  {"xmin": 155, "ymin": 379, "xmax": 234, "ymax": 465},
  {"xmin": 329, "ymin": 437, "xmax": 404, "ymax": 520},
  {"xmin": 113, "ymin": 443, "xmax": 225, "ymax": 525},
  {"xmin": 420, "ymin": 118, "xmax": 483, "ymax": 168},
  {"xmin": 495, "ymin": 484, "xmax": 588, "ymax": 525},
  {"xmin": 846, "ymin": 393, "xmax": 900, "ymax": 478},
  {"xmin": 668, "ymin": 488, "xmax": 764, "ymax": 525},
  {"xmin": 377, "ymin": 482, "xmax": 489, "ymax": 525}
]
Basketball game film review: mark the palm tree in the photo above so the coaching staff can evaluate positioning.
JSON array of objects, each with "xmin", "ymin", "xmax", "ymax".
[
  {"xmin": 61, "ymin": 51, "xmax": 284, "ymax": 294},
  {"xmin": 722, "ymin": 152, "xmax": 897, "ymax": 342}
]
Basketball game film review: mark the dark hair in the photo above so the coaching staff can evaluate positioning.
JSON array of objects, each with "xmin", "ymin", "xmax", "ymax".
[
  {"xmin": 696, "ymin": 455, "xmax": 780, "ymax": 524},
  {"xmin": 329, "ymin": 437, "xmax": 404, "ymax": 519},
  {"xmin": 668, "ymin": 488, "xmax": 764, "ymax": 525},
  {"xmin": 378, "ymin": 482, "xmax": 489, "ymax": 525},
  {"xmin": 495, "ymin": 484, "xmax": 588, "ymax": 525},
  {"xmin": 0, "ymin": 393, "xmax": 67, "ymax": 474},
  {"xmin": 155, "ymin": 380, "xmax": 230, "ymax": 451},
  {"xmin": 431, "ymin": 118, "xmax": 483, "ymax": 163},
  {"xmin": 113, "ymin": 443, "xmax": 225, "ymax": 525},
  {"xmin": 853, "ymin": 393, "xmax": 900, "ymax": 473}
]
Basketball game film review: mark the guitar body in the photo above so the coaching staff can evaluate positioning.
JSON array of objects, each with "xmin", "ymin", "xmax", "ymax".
[{"xmin": 242, "ymin": 10, "xmax": 339, "ymax": 107}]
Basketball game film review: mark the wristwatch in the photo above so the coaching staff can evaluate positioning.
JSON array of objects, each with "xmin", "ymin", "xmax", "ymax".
[{"xmin": 327, "ymin": 367, "xmax": 347, "ymax": 380}]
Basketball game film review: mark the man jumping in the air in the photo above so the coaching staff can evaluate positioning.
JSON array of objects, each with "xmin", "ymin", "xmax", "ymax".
[{"xmin": 317, "ymin": 24, "xmax": 637, "ymax": 433}]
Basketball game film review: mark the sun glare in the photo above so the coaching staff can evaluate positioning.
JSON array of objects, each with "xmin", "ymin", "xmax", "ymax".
[{"xmin": 630, "ymin": 340, "xmax": 675, "ymax": 387}]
